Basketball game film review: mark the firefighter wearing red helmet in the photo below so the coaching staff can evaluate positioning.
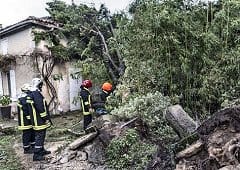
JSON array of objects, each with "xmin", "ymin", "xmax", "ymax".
[
  {"xmin": 80, "ymin": 79, "xmax": 93, "ymax": 130},
  {"xmin": 81, "ymin": 79, "xmax": 92, "ymax": 88}
]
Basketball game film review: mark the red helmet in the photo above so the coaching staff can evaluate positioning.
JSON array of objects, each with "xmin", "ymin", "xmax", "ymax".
[
  {"xmin": 82, "ymin": 79, "xmax": 92, "ymax": 88},
  {"xmin": 102, "ymin": 82, "xmax": 113, "ymax": 92}
]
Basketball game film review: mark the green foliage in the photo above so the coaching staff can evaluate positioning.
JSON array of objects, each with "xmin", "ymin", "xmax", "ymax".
[
  {"xmin": 106, "ymin": 129, "xmax": 157, "ymax": 170},
  {"xmin": 117, "ymin": 0, "xmax": 240, "ymax": 118},
  {"xmin": 0, "ymin": 95, "xmax": 12, "ymax": 106},
  {"xmin": 52, "ymin": 74, "xmax": 63, "ymax": 81},
  {"xmin": 43, "ymin": 0, "xmax": 125, "ymax": 83},
  {"xmin": 75, "ymin": 59, "xmax": 110, "ymax": 86},
  {"xmin": 0, "ymin": 55, "xmax": 16, "ymax": 72},
  {"xmin": 111, "ymin": 91, "xmax": 176, "ymax": 141}
]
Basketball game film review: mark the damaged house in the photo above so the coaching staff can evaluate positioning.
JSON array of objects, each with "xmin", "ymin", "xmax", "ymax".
[{"xmin": 0, "ymin": 16, "xmax": 82, "ymax": 114}]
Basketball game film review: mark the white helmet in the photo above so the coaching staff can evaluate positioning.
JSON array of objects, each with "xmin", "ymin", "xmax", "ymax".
[
  {"xmin": 32, "ymin": 78, "xmax": 43, "ymax": 90},
  {"xmin": 21, "ymin": 83, "xmax": 31, "ymax": 92}
]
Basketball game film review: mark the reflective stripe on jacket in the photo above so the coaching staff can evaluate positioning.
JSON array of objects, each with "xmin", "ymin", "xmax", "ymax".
[
  {"xmin": 27, "ymin": 90, "xmax": 51, "ymax": 130},
  {"xmin": 80, "ymin": 87, "xmax": 92, "ymax": 115},
  {"xmin": 17, "ymin": 93, "xmax": 32, "ymax": 130}
]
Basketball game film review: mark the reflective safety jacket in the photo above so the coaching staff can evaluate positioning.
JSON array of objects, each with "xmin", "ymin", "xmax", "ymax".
[
  {"xmin": 17, "ymin": 92, "xmax": 32, "ymax": 130},
  {"xmin": 80, "ymin": 86, "xmax": 92, "ymax": 115},
  {"xmin": 27, "ymin": 90, "xmax": 51, "ymax": 130}
]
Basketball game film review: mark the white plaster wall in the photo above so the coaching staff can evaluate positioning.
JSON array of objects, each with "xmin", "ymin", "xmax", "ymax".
[
  {"xmin": 68, "ymin": 64, "xmax": 82, "ymax": 111},
  {"xmin": 7, "ymin": 28, "xmax": 34, "ymax": 55},
  {"xmin": 51, "ymin": 62, "xmax": 70, "ymax": 113},
  {"xmin": 15, "ymin": 55, "xmax": 37, "ymax": 98}
]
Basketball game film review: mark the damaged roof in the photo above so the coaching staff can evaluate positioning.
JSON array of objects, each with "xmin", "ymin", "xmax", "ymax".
[{"xmin": 0, "ymin": 16, "xmax": 61, "ymax": 37}]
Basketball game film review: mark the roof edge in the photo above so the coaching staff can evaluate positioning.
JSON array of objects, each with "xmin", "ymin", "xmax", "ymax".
[{"xmin": 0, "ymin": 16, "xmax": 60, "ymax": 37}]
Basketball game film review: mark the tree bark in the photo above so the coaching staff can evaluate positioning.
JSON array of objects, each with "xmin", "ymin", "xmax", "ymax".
[
  {"xmin": 69, "ymin": 132, "xmax": 98, "ymax": 150},
  {"xmin": 165, "ymin": 104, "xmax": 197, "ymax": 138}
]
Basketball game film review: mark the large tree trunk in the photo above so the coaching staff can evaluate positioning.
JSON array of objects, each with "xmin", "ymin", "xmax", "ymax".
[
  {"xmin": 69, "ymin": 132, "xmax": 98, "ymax": 150},
  {"xmin": 165, "ymin": 104, "xmax": 197, "ymax": 138}
]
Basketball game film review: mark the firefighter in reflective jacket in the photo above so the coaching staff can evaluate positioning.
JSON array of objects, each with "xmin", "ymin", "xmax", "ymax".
[
  {"xmin": 28, "ymin": 78, "xmax": 51, "ymax": 161},
  {"xmin": 92, "ymin": 82, "xmax": 113, "ymax": 116},
  {"xmin": 17, "ymin": 83, "xmax": 35, "ymax": 154},
  {"xmin": 80, "ymin": 79, "xmax": 93, "ymax": 130}
]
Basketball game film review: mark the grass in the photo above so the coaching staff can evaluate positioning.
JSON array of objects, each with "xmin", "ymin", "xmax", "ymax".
[
  {"xmin": 0, "ymin": 133, "xmax": 23, "ymax": 170},
  {"xmin": 46, "ymin": 111, "xmax": 83, "ymax": 142}
]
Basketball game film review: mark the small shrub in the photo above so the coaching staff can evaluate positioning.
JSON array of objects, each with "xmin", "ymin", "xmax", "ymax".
[
  {"xmin": 106, "ymin": 129, "xmax": 157, "ymax": 170},
  {"xmin": 111, "ymin": 91, "xmax": 176, "ymax": 141},
  {"xmin": 0, "ymin": 95, "xmax": 12, "ymax": 106}
]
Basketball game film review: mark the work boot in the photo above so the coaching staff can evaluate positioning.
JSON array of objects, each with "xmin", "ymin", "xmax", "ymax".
[
  {"xmin": 33, "ymin": 153, "xmax": 44, "ymax": 161},
  {"xmin": 24, "ymin": 147, "xmax": 34, "ymax": 154},
  {"xmin": 42, "ymin": 149, "xmax": 51, "ymax": 155},
  {"xmin": 85, "ymin": 125, "xmax": 97, "ymax": 134}
]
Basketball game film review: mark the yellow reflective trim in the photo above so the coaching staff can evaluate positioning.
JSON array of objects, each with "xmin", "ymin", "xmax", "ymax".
[
  {"xmin": 84, "ymin": 101, "xmax": 89, "ymax": 105},
  {"xmin": 26, "ymin": 116, "xmax": 30, "ymax": 119},
  {"xmin": 88, "ymin": 95, "xmax": 91, "ymax": 107},
  {"xmin": 33, "ymin": 122, "xmax": 51, "ymax": 130},
  {"xmin": 20, "ymin": 109, "xmax": 24, "ymax": 127},
  {"xmin": 80, "ymin": 97, "xmax": 85, "ymax": 112},
  {"xmin": 27, "ymin": 100, "xmax": 34, "ymax": 104},
  {"xmin": 31, "ymin": 103, "xmax": 38, "ymax": 127},
  {"xmin": 18, "ymin": 125, "xmax": 32, "ymax": 130},
  {"xmin": 40, "ymin": 112, "xmax": 47, "ymax": 117},
  {"xmin": 43, "ymin": 99, "xmax": 48, "ymax": 117},
  {"xmin": 17, "ymin": 103, "xmax": 22, "ymax": 108},
  {"xmin": 83, "ymin": 111, "xmax": 91, "ymax": 115}
]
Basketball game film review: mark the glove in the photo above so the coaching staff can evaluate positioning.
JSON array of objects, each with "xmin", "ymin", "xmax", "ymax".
[
  {"xmin": 45, "ymin": 119, "xmax": 53, "ymax": 125},
  {"xmin": 89, "ymin": 108, "xmax": 94, "ymax": 113}
]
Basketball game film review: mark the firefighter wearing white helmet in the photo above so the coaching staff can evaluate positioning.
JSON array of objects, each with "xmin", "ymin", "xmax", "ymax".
[
  {"xmin": 17, "ymin": 83, "xmax": 35, "ymax": 154},
  {"xmin": 31, "ymin": 78, "xmax": 44, "ymax": 91},
  {"xmin": 27, "ymin": 78, "xmax": 51, "ymax": 161}
]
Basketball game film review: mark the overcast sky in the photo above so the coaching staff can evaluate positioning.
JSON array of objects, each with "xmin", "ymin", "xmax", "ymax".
[{"xmin": 0, "ymin": 0, "xmax": 131, "ymax": 27}]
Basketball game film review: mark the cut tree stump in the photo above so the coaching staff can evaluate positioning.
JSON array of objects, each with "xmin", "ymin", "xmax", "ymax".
[
  {"xmin": 165, "ymin": 104, "xmax": 197, "ymax": 138},
  {"xmin": 69, "ymin": 132, "xmax": 98, "ymax": 150}
]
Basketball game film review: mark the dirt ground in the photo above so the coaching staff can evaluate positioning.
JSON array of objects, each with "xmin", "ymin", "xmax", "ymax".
[
  {"xmin": 5, "ymin": 107, "xmax": 240, "ymax": 170},
  {"xmin": 1, "ymin": 112, "xmax": 100, "ymax": 170}
]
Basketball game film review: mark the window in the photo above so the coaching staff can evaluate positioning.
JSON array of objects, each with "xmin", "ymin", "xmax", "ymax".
[{"xmin": 0, "ymin": 38, "xmax": 8, "ymax": 55}]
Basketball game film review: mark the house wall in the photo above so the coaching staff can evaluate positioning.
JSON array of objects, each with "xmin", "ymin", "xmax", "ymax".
[
  {"xmin": 0, "ymin": 25, "xmax": 81, "ymax": 114},
  {"xmin": 41, "ymin": 62, "xmax": 71, "ymax": 113},
  {"xmin": 4, "ymin": 28, "xmax": 34, "ymax": 55},
  {"xmin": 41, "ymin": 62, "xmax": 82, "ymax": 113},
  {"xmin": 14, "ymin": 56, "xmax": 37, "ymax": 97}
]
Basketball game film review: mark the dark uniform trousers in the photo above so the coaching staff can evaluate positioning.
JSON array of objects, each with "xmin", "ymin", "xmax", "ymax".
[
  {"xmin": 27, "ymin": 90, "xmax": 51, "ymax": 156},
  {"xmin": 34, "ymin": 129, "xmax": 46, "ymax": 153},
  {"xmin": 22, "ymin": 129, "xmax": 35, "ymax": 149},
  {"xmin": 17, "ymin": 95, "xmax": 35, "ymax": 150},
  {"xmin": 83, "ymin": 114, "xmax": 92, "ymax": 130}
]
